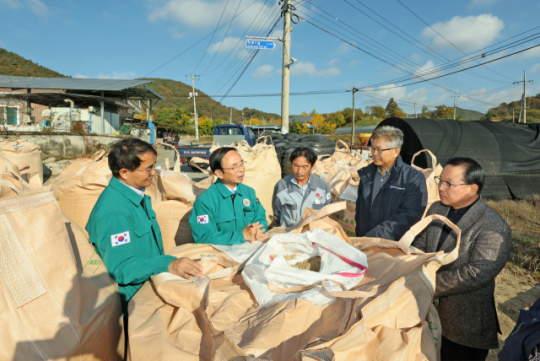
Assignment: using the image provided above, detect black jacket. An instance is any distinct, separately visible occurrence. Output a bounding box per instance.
[355,155,427,240]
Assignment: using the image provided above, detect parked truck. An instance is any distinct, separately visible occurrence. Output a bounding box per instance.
[175,124,259,167]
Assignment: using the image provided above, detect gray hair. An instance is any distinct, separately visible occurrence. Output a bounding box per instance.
[371,125,404,149]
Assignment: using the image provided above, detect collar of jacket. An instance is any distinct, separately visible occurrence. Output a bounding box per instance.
[215,178,244,198]
[109,177,147,207]
[360,154,404,182]
[434,196,487,252]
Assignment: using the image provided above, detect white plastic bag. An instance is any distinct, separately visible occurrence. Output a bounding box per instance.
[242,229,368,307]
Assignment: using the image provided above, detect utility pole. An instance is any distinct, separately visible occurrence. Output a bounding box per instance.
[452,95,462,120]
[242,112,244,125]
[349,86,358,144]
[186,67,200,141]
[230,108,233,124]
[514,71,533,123]
[281,0,292,135]
[414,102,417,118]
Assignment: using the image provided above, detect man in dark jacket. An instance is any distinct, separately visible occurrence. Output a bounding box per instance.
[355,125,427,240]
[412,157,512,361]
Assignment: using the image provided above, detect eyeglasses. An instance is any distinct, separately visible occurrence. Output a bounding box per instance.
[222,161,246,172]
[434,176,469,190]
[136,164,156,175]
[369,146,396,154]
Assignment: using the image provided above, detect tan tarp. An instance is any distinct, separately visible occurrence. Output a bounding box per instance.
[0,188,123,360]
[412,149,443,216]
[312,141,370,236]
[0,138,44,182]
[209,137,281,224]
[127,202,458,361]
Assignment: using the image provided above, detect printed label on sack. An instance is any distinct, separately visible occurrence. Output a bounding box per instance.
[111,232,131,247]
[197,215,209,224]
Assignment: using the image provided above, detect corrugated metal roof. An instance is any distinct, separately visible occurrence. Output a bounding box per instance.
[0,75,38,83]
[5,77,151,91]
[290,115,314,123]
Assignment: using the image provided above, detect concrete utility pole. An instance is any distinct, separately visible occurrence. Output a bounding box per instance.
[242,112,244,125]
[414,102,417,118]
[452,95,462,120]
[350,86,358,144]
[186,67,200,141]
[281,0,292,135]
[514,71,533,123]
[230,108,233,124]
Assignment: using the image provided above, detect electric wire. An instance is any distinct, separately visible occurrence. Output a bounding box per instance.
[194,0,231,72]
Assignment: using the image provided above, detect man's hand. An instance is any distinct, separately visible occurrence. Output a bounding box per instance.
[243,222,265,243]
[168,257,204,279]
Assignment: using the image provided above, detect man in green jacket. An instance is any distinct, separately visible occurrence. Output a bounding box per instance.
[86,138,203,313]
[190,147,267,245]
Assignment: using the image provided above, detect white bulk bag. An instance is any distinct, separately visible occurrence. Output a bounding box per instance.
[242,229,368,307]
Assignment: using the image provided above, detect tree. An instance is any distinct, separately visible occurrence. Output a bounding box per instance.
[154,107,194,134]
[330,111,346,127]
[290,120,309,134]
[371,105,386,119]
[301,111,309,116]
[456,115,466,121]
[435,105,453,119]
[385,98,406,118]
[421,106,430,119]
[309,109,318,116]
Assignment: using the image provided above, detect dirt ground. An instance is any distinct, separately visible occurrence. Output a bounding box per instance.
[487,267,540,360]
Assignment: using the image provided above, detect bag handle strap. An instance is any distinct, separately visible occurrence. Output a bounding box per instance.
[397,214,461,265]
[256,135,273,145]
[285,202,347,232]
[153,143,181,172]
[335,140,349,151]
[411,149,437,170]
[188,157,211,175]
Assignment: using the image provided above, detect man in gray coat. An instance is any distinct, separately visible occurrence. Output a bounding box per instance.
[412,157,512,361]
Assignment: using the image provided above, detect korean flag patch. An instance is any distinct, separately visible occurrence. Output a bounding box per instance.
[197,215,209,224]
[111,232,131,247]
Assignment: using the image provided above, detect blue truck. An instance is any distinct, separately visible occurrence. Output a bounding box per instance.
[174,124,259,166]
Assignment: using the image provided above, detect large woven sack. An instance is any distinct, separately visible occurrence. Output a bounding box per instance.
[0,138,44,182]
[210,136,281,224]
[52,156,112,232]
[412,149,443,216]
[0,153,42,197]
[312,141,371,237]
[0,188,123,360]
[150,143,214,253]
[127,203,454,360]
[59,150,107,176]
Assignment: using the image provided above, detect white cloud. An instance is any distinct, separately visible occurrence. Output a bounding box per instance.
[410,53,422,63]
[209,37,242,53]
[421,14,504,52]
[291,61,317,76]
[326,59,338,66]
[253,65,274,78]
[318,67,340,77]
[468,0,497,7]
[148,0,277,29]
[335,43,351,55]
[74,74,89,79]
[0,0,48,16]
[169,27,187,39]
[411,60,441,79]
[97,72,137,80]
[531,64,540,74]
[521,46,540,60]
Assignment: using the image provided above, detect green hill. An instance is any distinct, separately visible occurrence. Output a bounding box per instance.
[0,48,65,77]
[140,77,280,122]
[485,93,540,122]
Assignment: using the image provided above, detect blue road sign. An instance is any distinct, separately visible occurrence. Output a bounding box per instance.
[246,40,276,50]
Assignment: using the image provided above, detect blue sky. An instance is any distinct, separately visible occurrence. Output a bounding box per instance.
[1,0,540,117]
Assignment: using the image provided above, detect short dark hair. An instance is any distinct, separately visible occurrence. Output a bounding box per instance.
[108,138,157,178]
[290,147,317,166]
[209,147,237,173]
[446,157,485,195]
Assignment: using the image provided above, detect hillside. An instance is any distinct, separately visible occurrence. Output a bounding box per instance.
[140,78,280,122]
[421,106,485,120]
[0,48,65,78]
[486,93,540,122]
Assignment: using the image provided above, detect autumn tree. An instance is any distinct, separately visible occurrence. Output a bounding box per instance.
[421,105,431,119]
[385,98,406,118]
[290,120,309,134]
[371,105,386,119]
[330,111,346,127]
[435,105,453,119]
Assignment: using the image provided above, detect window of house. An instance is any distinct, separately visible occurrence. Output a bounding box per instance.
[0,106,18,125]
